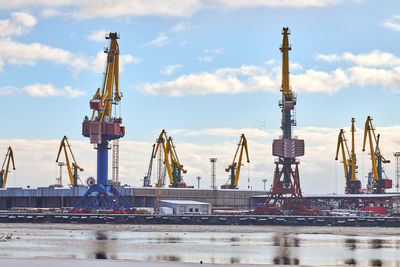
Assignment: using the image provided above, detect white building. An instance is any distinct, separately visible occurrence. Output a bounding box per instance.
[160,200,211,215]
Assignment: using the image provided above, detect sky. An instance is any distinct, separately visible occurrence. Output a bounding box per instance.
[1,0,400,193]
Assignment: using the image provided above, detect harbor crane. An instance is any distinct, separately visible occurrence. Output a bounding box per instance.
[335,118,361,194]
[153,130,189,188]
[75,32,132,211]
[253,27,317,215]
[0,147,15,189]
[143,144,155,187]
[56,136,83,187]
[362,116,391,193]
[221,134,249,189]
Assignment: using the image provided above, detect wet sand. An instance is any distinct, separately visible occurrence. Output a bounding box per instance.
[1,223,400,265]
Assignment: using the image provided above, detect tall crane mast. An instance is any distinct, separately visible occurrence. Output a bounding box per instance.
[335,118,361,194]
[56,136,83,187]
[221,134,250,189]
[75,32,132,211]
[362,116,391,193]
[0,147,15,189]
[254,27,316,216]
[153,130,188,188]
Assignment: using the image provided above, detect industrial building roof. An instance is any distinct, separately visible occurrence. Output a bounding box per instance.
[160,200,210,205]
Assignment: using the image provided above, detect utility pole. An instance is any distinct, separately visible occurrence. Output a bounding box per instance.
[262,179,267,191]
[394,152,400,193]
[196,176,201,189]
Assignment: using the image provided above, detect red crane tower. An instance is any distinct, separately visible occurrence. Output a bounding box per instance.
[253,28,318,215]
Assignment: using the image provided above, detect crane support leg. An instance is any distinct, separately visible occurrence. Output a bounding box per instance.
[73,139,133,211]
[97,141,109,185]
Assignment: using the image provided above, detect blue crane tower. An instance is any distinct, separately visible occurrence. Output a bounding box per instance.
[73,32,133,211]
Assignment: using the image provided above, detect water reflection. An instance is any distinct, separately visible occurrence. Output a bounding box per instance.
[3,225,400,265]
[272,233,299,265]
[345,238,357,250]
[94,231,109,259]
[371,239,383,249]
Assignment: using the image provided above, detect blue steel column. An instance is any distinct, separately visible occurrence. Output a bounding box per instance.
[97,140,109,186]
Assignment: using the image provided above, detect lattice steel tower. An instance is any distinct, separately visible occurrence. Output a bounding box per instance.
[210,158,217,190]
[394,152,400,193]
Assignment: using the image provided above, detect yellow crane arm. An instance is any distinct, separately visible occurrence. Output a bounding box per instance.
[280,27,295,103]
[233,134,250,187]
[362,116,389,181]
[91,33,121,122]
[167,137,187,174]
[56,136,83,186]
[0,147,15,189]
[153,130,174,185]
[335,129,349,179]
[56,136,74,186]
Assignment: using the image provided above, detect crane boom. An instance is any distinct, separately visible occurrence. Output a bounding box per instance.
[0,147,15,189]
[222,134,250,189]
[56,136,83,186]
[154,130,174,186]
[143,144,155,187]
[153,130,188,188]
[335,118,361,193]
[335,129,350,180]
[362,116,391,193]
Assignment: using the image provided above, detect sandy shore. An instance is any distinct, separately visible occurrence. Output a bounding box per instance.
[0,258,266,267]
[1,223,400,236]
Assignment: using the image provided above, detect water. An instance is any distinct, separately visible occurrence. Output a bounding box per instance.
[0,224,400,266]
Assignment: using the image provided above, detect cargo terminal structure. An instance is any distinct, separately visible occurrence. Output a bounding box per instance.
[1,28,400,216]
[0,186,266,210]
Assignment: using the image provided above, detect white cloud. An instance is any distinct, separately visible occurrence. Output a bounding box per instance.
[147,33,169,47]
[265,59,275,65]
[0,0,356,19]
[4,123,399,193]
[292,68,350,94]
[316,50,400,67]
[204,48,224,55]
[211,0,346,9]
[74,0,204,19]
[290,62,303,71]
[0,86,19,96]
[0,38,88,72]
[197,56,213,62]
[138,65,267,96]
[22,83,85,98]
[137,64,351,96]
[91,51,141,73]
[161,64,183,75]
[146,22,191,47]
[87,30,106,42]
[138,51,400,97]
[41,8,64,18]
[382,15,400,32]
[0,12,36,37]
[169,22,189,33]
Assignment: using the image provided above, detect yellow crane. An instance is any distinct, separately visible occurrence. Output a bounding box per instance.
[153,130,188,188]
[89,32,121,123]
[56,136,83,187]
[0,147,15,189]
[335,118,361,193]
[222,134,250,189]
[362,116,391,193]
